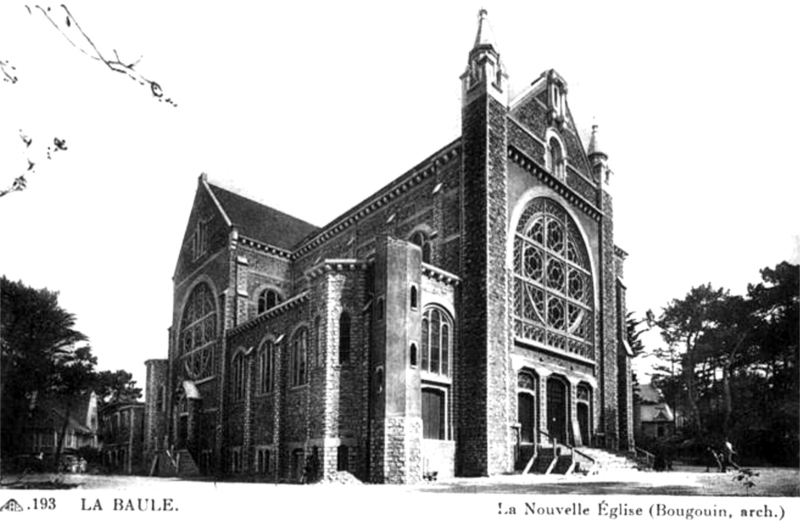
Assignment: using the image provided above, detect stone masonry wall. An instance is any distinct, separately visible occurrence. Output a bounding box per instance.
[600,189,619,448]
[458,92,510,476]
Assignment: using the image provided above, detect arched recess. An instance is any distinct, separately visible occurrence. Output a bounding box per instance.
[256,335,277,395]
[289,324,310,387]
[516,369,539,470]
[545,128,567,180]
[409,225,434,264]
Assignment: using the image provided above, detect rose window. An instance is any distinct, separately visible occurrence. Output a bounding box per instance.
[513,198,594,359]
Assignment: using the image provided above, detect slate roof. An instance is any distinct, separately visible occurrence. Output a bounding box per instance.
[207,183,318,250]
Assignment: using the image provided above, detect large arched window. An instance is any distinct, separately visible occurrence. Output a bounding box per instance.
[180,282,217,379]
[257,289,281,315]
[513,198,594,359]
[291,327,308,387]
[421,307,452,377]
[257,340,275,394]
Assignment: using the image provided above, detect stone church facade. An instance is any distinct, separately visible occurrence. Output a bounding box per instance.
[144,10,634,483]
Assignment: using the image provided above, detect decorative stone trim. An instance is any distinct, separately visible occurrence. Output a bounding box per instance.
[228,291,310,336]
[514,335,596,367]
[238,236,293,259]
[614,245,628,259]
[292,141,462,259]
[508,144,603,221]
[421,263,461,286]
[511,354,598,388]
[304,259,370,280]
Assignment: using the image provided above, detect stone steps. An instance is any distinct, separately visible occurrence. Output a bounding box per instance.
[574,447,642,474]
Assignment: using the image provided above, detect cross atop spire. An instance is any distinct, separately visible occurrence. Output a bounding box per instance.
[473,8,497,50]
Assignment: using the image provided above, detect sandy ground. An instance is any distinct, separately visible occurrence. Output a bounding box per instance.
[2,467,798,496]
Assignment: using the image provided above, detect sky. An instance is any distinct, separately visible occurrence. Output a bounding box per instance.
[1,0,798,391]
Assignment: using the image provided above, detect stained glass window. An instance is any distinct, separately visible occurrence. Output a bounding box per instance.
[180,283,217,379]
[513,198,594,359]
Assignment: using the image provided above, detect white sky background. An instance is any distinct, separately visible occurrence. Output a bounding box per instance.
[1,0,798,390]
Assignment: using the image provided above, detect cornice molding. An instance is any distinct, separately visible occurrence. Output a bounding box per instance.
[304,259,370,280]
[421,263,461,286]
[228,291,310,337]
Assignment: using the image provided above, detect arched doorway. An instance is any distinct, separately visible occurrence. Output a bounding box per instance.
[547,377,568,443]
[576,383,592,446]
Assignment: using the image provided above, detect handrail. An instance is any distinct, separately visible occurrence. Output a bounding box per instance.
[165,448,178,469]
[535,428,597,475]
[573,447,597,465]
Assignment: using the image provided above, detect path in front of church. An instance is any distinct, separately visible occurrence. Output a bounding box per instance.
[1,466,797,496]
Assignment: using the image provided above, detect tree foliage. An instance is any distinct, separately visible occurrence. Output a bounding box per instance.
[1,276,141,465]
[92,369,141,404]
[648,262,799,465]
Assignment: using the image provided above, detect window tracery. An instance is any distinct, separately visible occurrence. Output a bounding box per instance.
[180,282,217,379]
[513,198,594,359]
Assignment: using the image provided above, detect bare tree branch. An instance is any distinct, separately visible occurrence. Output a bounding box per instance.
[29,4,177,107]
[0,131,67,200]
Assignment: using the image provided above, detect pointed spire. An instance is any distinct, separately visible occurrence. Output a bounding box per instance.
[462,9,507,106]
[587,124,606,158]
[473,8,497,50]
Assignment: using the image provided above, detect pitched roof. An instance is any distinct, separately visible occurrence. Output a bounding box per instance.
[206,183,318,250]
[637,383,663,404]
[640,403,674,423]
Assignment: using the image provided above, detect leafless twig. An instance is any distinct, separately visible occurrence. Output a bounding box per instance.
[29,4,177,106]
[1,59,19,84]
[0,131,67,199]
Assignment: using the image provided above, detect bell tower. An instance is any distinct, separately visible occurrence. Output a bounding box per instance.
[458,9,512,476]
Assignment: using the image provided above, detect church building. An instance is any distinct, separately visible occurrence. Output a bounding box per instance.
[144,10,634,483]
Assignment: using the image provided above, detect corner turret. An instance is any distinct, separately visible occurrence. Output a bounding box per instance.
[461,9,508,107]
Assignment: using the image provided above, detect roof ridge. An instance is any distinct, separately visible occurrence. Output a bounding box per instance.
[206,180,318,230]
